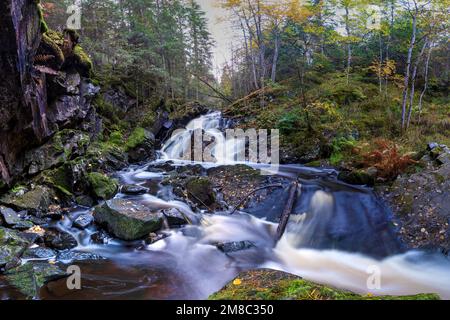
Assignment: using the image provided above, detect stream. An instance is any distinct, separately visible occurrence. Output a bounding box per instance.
[3,112,450,300]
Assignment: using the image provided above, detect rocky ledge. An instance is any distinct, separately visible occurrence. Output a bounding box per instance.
[377,143,450,254]
[209,269,440,300]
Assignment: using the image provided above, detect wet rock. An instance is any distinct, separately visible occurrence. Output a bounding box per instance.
[0,206,34,230]
[163,208,188,226]
[22,247,57,260]
[176,165,206,176]
[5,262,68,299]
[120,184,149,195]
[0,186,56,214]
[0,227,31,271]
[185,177,216,208]
[207,165,266,209]
[43,229,78,250]
[216,241,256,253]
[73,214,94,229]
[127,129,156,163]
[144,232,170,245]
[93,199,164,241]
[56,251,105,263]
[90,230,109,245]
[75,195,95,207]
[148,161,175,173]
[87,172,119,200]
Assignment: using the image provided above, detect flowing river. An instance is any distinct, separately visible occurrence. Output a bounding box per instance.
[3,112,450,300]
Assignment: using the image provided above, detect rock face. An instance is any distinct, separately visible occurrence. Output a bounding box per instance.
[94,199,163,241]
[0,0,99,186]
[378,145,450,253]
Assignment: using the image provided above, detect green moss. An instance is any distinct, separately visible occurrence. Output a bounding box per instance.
[110,131,124,146]
[41,32,65,67]
[87,172,118,200]
[140,111,157,129]
[36,1,48,33]
[209,270,440,301]
[125,127,146,151]
[38,166,73,197]
[73,45,93,77]
[5,262,67,299]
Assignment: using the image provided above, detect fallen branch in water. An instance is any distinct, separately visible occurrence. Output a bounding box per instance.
[276,182,299,241]
[229,184,284,215]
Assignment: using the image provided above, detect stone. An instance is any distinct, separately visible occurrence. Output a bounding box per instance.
[75,195,95,207]
[56,251,105,263]
[437,153,450,165]
[5,262,68,299]
[87,172,119,200]
[90,230,109,245]
[0,227,31,271]
[163,208,188,226]
[216,241,256,253]
[0,186,56,214]
[185,177,216,207]
[22,247,57,261]
[0,206,33,230]
[43,229,78,250]
[73,214,94,229]
[120,184,149,195]
[127,129,156,163]
[427,142,439,151]
[93,199,163,241]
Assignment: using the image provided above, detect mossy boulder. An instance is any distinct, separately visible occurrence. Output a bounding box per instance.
[338,170,375,186]
[87,172,119,200]
[93,199,164,241]
[185,177,216,207]
[5,262,68,299]
[209,269,440,300]
[0,185,56,213]
[125,128,156,163]
[0,227,31,271]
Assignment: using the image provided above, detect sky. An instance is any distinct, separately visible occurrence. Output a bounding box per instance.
[197,0,235,77]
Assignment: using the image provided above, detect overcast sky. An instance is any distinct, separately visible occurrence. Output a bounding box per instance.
[197,0,235,77]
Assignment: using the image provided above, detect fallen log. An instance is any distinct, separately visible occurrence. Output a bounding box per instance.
[276,182,299,241]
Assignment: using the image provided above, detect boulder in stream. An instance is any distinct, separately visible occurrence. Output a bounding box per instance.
[93,199,164,241]
[5,262,68,299]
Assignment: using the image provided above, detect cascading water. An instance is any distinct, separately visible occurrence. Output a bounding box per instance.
[8,111,450,300]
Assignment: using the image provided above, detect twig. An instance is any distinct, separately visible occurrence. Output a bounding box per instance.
[229,184,284,215]
[185,189,214,212]
[276,182,299,241]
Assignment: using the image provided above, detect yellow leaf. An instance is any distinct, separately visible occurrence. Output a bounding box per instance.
[233,278,242,286]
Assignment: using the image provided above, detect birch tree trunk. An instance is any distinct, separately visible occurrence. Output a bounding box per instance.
[401,13,417,132]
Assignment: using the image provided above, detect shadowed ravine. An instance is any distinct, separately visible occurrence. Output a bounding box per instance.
[7,112,450,300]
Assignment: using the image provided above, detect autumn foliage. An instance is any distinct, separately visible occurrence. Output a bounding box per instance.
[363,139,417,180]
